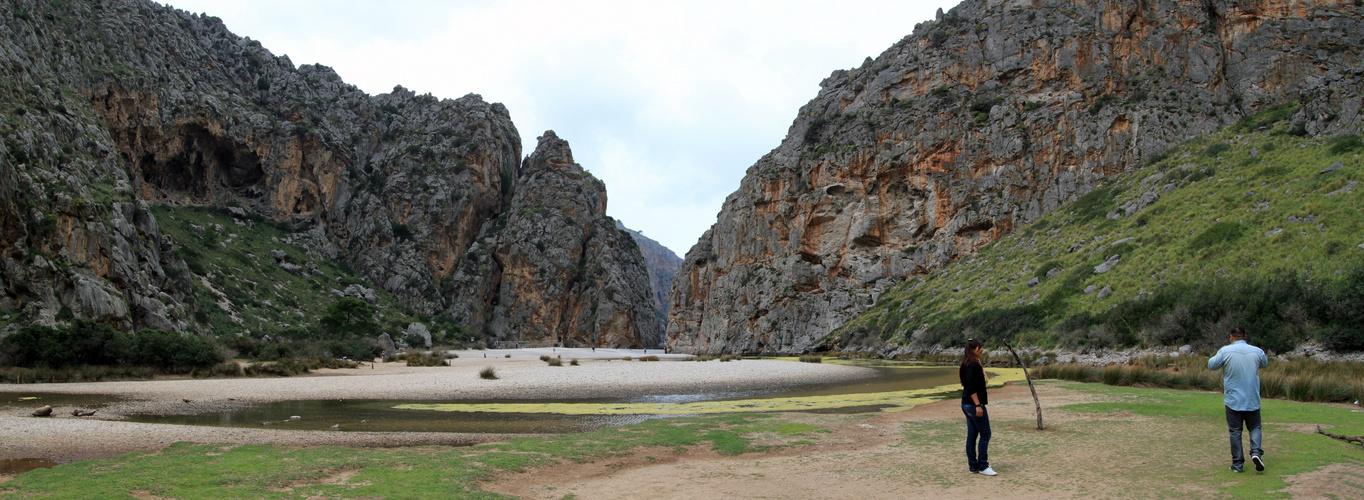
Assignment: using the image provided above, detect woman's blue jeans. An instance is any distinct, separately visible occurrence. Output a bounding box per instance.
[962,404,991,472]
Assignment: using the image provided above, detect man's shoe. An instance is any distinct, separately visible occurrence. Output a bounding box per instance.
[978,467,997,476]
[1252,455,1265,472]
[1230,465,1243,473]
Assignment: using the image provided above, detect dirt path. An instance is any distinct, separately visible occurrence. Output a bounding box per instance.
[482,384,1355,499]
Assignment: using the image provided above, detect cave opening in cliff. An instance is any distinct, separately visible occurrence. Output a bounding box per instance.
[135,124,264,200]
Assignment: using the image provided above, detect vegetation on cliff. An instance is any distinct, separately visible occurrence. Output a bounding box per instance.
[834,104,1363,353]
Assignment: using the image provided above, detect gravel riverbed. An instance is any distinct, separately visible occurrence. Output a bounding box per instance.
[0,350,875,463]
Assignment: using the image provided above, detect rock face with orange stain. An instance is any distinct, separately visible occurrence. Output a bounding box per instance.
[667,0,1364,354]
[0,0,660,348]
[446,132,663,348]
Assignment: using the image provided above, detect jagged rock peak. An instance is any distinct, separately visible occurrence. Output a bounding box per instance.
[446,132,661,348]
[530,130,574,167]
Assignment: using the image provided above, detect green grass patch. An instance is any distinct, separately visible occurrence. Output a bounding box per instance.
[0,412,816,497]
[150,205,420,343]
[1054,382,1364,499]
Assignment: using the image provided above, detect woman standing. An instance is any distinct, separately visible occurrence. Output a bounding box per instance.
[960,339,996,475]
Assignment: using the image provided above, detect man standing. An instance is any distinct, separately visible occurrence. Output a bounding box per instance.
[1208,326,1269,473]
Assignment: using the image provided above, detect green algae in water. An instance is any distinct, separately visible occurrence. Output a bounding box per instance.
[123,365,1025,433]
[396,367,1025,415]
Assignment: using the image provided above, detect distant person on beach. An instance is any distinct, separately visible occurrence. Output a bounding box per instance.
[1208,326,1269,473]
[960,338,996,476]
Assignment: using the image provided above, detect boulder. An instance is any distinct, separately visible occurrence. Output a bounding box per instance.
[404,323,432,348]
[1093,255,1121,274]
[343,284,378,303]
[377,333,397,353]
[31,405,53,417]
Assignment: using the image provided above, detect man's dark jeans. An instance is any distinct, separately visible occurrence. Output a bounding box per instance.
[1225,406,1263,468]
[961,404,991,472]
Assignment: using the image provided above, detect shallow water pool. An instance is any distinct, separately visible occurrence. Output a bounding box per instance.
[120,362,1006,434]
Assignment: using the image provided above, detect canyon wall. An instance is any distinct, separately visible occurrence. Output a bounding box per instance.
[667,0,1364,354]
[0,0,660,346]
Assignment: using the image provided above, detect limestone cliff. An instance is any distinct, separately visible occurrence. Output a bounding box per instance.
[0,0,660,347]
[617,221,683,332]
[668,0,1364,354]
[448,132,663,348]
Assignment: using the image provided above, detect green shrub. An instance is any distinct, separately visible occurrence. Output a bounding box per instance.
[1186,221,1244,252]
[1088,93,1117,115]
[131,330,223,372]
[1,321,137,369]
[1203,142,1231,157]
[929,30,949,48]
[1328,133,1361,155]
[318,298,379,338]
[322,338,379,361]
[1068,185,1117,223]
[546,357,563,366]
[1321,327,1364,352]
[799,354,823,363]
[1232,102,1298,133]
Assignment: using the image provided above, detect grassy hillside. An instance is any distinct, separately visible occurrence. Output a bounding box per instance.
[835,103,1364,354]
[153,205,429,347]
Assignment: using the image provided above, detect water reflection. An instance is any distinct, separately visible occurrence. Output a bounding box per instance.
[0,458,58,475]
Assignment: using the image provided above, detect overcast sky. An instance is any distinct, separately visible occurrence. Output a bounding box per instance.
[162,0,958,255]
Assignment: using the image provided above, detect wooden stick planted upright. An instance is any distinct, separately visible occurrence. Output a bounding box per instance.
[1001,338,1044,430]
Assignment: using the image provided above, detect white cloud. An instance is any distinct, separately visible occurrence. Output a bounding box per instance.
[164,0,957,253]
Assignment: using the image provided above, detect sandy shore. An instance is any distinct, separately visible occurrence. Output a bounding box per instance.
[0,349,874,463]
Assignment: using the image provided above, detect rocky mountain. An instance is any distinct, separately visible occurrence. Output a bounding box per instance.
[616,221,683,333]
[446,132,662,348]
[0,0,659,347]
[667,0,1364,354]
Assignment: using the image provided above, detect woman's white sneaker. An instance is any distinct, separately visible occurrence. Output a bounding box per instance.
[978,467,997,476]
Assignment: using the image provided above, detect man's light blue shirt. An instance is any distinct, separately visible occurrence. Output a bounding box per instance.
[1208,340,1269,411]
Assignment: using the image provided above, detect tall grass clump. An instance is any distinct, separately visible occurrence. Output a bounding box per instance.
[479,366,498,380]
[720,354,742,362]
[546,357,563,367]
[192,362,244,378]
[799,354,823,363]
[397,352,454,367]
[639,355,660,361]
[1033,356,1363,403]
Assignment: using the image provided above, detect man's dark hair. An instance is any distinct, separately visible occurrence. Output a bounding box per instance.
[1230,326,1247,340]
